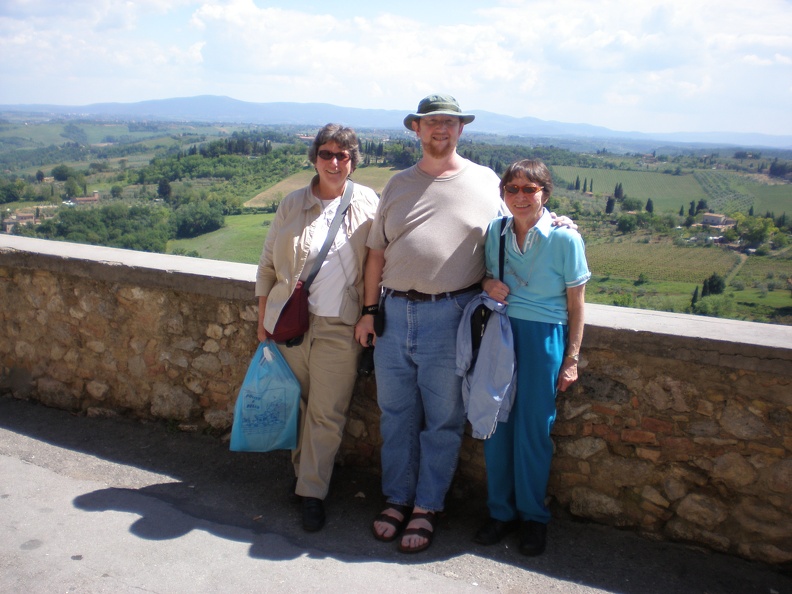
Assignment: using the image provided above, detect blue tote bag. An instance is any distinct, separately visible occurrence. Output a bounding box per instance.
[230,340,300,452]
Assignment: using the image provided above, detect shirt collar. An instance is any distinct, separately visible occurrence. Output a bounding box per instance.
[502,208,552,238]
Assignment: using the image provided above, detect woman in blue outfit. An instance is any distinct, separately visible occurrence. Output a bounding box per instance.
[476,159,590,556]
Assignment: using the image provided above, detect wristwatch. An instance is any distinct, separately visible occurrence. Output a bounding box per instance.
[565,353,579,362]
[361,304,379,316]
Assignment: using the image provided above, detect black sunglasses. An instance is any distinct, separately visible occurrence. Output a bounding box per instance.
[317,150,351,162]
[504,184,543,195]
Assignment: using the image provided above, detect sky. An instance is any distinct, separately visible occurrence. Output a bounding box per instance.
[1,0,791,136]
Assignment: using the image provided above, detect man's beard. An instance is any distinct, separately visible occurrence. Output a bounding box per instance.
[422,139,455,160]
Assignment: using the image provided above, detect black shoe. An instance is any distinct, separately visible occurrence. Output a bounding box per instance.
[302,497,326,532]
[519,520,547,556]
[473,518,518,545]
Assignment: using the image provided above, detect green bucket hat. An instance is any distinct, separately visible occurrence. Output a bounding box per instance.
[403,94,475,130]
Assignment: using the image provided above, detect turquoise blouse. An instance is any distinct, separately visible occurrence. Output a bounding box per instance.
[484,209,591,325]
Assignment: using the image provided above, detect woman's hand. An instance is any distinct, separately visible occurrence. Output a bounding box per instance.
[355,316,376,347]
[548,212,578,231]
[482,277,510,303]
[557,357,578,392]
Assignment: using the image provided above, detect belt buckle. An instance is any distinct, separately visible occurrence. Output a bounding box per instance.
[406,289,424,301]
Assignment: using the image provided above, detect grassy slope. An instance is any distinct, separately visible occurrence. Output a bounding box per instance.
[244,165,399,207]
[167,212,275,264]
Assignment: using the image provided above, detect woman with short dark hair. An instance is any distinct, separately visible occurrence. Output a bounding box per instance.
[255,123,378,532]
[476,158,590,555]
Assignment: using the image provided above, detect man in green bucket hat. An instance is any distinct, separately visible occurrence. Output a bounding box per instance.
[357,93,576,555]
[357,93,502,553]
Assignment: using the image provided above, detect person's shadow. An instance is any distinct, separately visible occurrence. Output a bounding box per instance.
[73,483,307,561]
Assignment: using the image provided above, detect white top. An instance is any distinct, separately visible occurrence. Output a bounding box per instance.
[301,197,355,317]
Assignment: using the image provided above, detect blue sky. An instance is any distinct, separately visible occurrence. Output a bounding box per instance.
[1,0,791,136]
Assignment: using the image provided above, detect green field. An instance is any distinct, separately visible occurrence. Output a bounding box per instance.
[586,239,742,283]
[167,213,274,264]
[552,166,709,212]
[734,179,792,214]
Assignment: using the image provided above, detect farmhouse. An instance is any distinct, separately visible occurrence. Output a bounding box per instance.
[2,211,36,234]
[701,213,735,228]
[73,190,100,204]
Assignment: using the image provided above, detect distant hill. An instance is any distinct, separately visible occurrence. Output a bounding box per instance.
[2,95,791,151]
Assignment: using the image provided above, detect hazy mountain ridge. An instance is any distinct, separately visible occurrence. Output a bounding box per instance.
[2,95,791,150]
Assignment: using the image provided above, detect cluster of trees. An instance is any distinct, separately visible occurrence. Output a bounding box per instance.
[51,164,88,198]
[0,177,48,204]
[570,175,593,192]
[768,159,790,179]
[690,273,728,315]
[14,202,173,252]
[180,136,274,159]
[0,162,92,204]
[137,140,305,185]
[604,182,658,217]
[13,198,225,250]
[361,140,385,165]
[61,124,89,145]
[683,200,710,217]
[729,213,784,249]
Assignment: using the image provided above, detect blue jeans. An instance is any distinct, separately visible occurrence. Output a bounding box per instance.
[374,290,476,512]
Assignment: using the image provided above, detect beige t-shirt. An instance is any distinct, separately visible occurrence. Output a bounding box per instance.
[366,160,503,294]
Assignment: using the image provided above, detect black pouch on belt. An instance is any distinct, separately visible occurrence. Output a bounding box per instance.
[373,300,385,337]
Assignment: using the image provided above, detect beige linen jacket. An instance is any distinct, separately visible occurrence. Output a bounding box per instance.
[255,176,379,333]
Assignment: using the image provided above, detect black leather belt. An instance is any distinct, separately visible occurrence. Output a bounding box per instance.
[386,284,479,302]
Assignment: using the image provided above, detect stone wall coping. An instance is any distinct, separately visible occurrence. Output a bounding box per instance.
[586,303,792,350]
[0,235,257,301]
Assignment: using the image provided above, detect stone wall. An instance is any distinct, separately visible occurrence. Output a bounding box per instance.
[2,235,791,565]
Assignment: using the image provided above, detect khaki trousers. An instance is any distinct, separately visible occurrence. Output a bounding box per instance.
[276,314,362,499]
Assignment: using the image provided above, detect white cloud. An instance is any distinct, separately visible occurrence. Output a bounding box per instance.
[0,0,790,134]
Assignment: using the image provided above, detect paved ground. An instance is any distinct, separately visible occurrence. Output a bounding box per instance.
[1,395,790,594]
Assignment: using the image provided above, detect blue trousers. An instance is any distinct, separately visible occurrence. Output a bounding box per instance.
[483,318,566,524]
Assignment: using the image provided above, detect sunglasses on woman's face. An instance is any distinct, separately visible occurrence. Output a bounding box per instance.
[317,150,351,162]
[504,184,543,195]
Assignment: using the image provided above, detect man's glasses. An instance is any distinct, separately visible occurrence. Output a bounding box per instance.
[504,184,543,195]
[421,117,460,129]
[317,150,351,162]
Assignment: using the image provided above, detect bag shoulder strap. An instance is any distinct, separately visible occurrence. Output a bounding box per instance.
[498,216,508,282]
[303,180,355,290]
